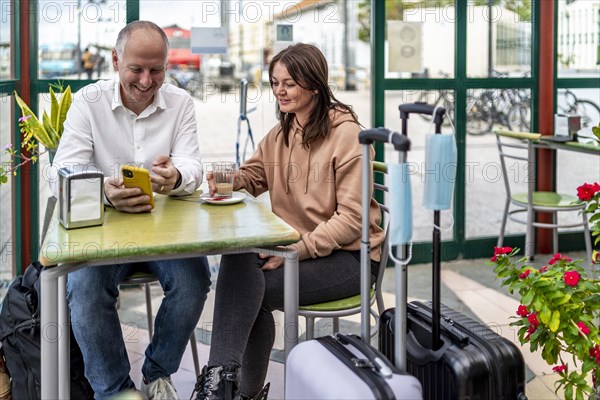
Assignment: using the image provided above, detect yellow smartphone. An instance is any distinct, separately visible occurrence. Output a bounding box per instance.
[121,165,155,209]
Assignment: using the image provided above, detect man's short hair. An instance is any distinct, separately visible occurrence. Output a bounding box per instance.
[114,20,169,60]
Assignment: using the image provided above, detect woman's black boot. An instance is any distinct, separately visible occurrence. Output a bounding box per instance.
[237,382,270,400]
[190,365,240,400]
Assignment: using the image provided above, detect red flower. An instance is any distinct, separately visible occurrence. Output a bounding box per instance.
[527,312,539,326]
[577,321,590,335]
[516,304,529,317]
[590,345,600,360]
[539,266,548,273]
[563,270,580,287]
[524,324,536,341]
[519,269,531,279]
[549,253,572,265]
[490,246,512,261]
[552,365,567,373]
[576,182,600,201]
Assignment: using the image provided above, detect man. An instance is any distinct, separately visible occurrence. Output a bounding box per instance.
[51,21,211,399]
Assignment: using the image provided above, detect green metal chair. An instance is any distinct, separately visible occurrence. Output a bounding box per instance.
[494,130,592,262]
[298,161,390,340]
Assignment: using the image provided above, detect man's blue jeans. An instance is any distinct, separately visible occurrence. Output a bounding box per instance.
[66,256,211,399]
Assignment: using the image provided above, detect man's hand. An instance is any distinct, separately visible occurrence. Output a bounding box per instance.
[152,155,181,194]
[104,177,153,213]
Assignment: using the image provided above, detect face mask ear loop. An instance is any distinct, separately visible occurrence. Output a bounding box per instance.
[389,242,413,266]
[430,104,457,136]
[433,212,454,232]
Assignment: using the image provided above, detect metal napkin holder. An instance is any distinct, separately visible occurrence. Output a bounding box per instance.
[58,165,104,229]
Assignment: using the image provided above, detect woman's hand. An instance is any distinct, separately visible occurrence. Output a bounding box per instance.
[258,254,285,271]
[206,170,240,197]
[206,172,216,197]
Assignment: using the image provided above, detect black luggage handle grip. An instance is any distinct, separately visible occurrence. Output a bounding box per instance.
[399,102,446,119]
[358,128,410,152]
[399,102,446,133]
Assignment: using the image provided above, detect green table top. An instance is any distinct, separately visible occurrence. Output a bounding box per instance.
[40,191,300,266]
[537,138,600,155]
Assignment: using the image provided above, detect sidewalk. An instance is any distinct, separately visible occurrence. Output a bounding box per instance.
[118,251,592,399]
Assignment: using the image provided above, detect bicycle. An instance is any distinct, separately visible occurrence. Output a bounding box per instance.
[466,87,531,135]
[557,89,600,135]
[416,72,455,126]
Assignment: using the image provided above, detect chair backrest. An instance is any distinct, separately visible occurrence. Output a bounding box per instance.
[372,161,390,312]
[494,130,542,202]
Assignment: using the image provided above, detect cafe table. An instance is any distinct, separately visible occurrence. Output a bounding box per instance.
[537,136,600,155]
[38,191,300,399]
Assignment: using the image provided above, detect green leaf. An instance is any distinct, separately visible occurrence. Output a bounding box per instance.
[49,86,59,131]
[549,310,560,332]
[522,289,535,305]
[42,112,59,148]
[553,293,572,306]
[56,86,72,137]
[14,90,54,148]
[539,304,551,324]
[564,384,573,400]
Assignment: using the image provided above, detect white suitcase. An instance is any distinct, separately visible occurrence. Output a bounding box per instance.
[286,334,422,399]
[285,128,423,399]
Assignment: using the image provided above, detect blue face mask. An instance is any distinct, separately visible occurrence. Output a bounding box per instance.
[423,132,457,211]
[389,163,413,246]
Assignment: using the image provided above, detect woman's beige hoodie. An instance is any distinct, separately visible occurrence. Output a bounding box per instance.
[236,109,385,261]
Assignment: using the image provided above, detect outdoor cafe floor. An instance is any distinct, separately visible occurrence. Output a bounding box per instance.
[117,251,593,399]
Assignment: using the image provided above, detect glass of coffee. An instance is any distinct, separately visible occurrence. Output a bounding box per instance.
[212,161,236,198]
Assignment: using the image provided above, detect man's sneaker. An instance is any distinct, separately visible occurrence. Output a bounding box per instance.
[140,376,178,400]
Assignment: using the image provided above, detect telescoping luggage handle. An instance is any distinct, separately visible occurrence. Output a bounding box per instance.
[399,102,445,134]
[357,128,411,364]
[399,102,447,351]
[358,128,411,152]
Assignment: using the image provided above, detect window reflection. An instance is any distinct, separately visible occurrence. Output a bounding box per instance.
[384,2,455,79]
[465,88,532,239]
[0,0,12,80]
[466,0,532,78]
[467,88,531,136]
[0,94,14,281]
[557,88,600,139]
[557,0,600,78]
[37,0,125,79]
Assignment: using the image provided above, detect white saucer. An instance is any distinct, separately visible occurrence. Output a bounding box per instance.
[200,191,246,205]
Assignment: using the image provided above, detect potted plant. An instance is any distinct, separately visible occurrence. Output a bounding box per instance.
[1,82,72,184]
[490,180,600,400]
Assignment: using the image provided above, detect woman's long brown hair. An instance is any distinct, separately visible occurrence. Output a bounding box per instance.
[268,43,359,148]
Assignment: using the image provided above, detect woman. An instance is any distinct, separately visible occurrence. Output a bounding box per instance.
[192,43,384,399]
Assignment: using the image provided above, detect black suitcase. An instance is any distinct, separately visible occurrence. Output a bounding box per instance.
[380,302,528,399]
[378,102,528,400]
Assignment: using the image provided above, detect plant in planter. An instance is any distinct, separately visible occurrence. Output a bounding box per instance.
[590,122,600,145]
[1,82,72,184]
[491,177,600,400]
[491,247,600,399]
